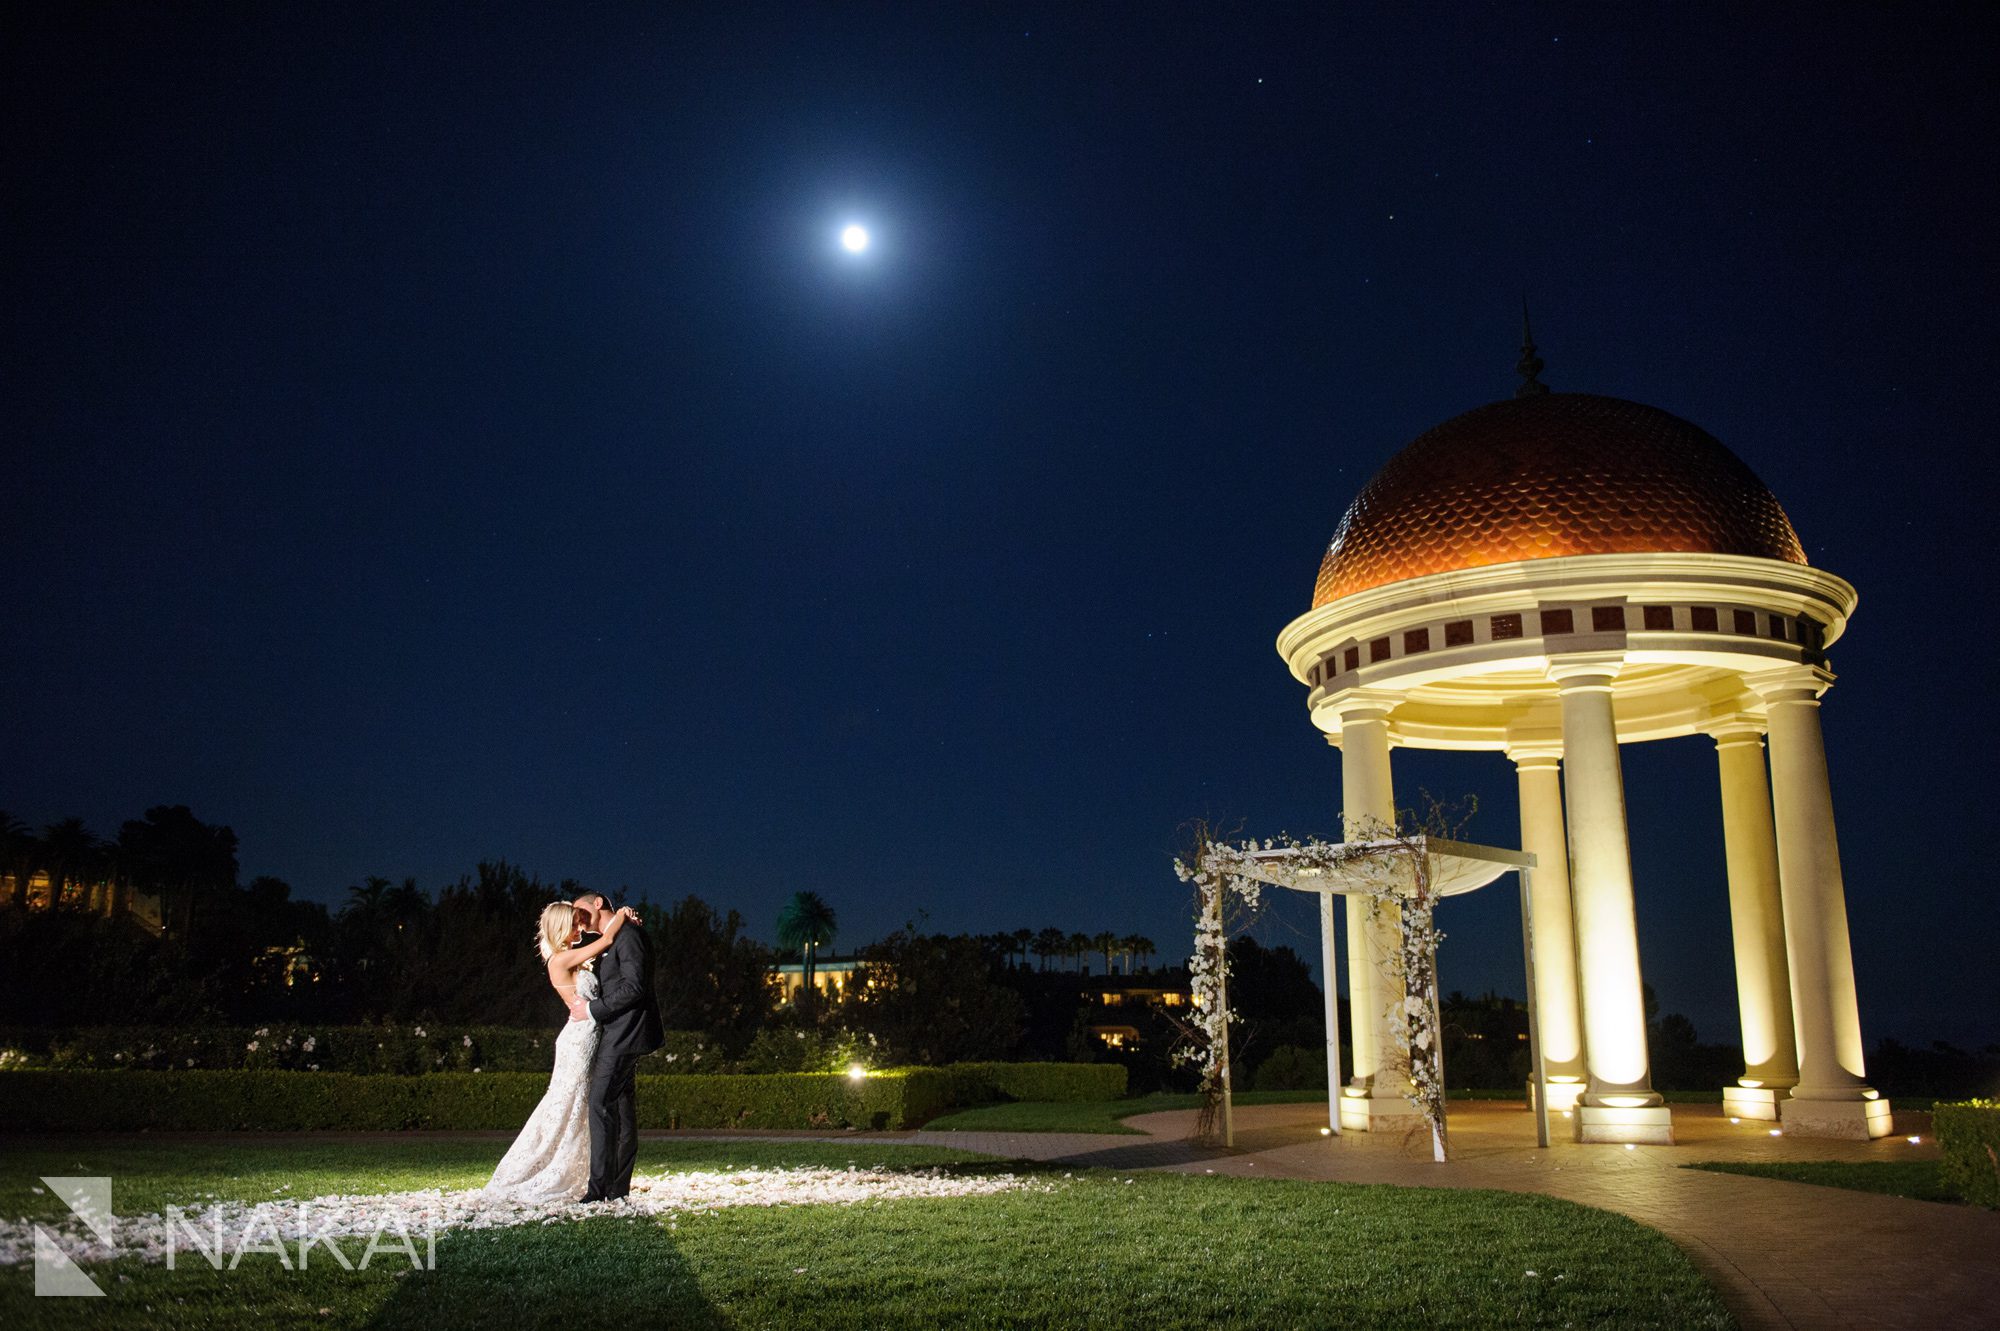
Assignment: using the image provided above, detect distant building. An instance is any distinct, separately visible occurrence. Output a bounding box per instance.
[769,954,866,1003]
[1085,975,1193,1050]
[1,872,163,932]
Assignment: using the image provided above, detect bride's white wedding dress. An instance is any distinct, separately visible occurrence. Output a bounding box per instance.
[482,969,599,1203]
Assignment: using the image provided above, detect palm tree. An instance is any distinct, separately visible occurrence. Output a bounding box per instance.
[345,876,392,924]
[0,812,31,910]
[1127,934,1156,974]
[39,817,100,910]
[1067,931,1092,974]
[775,891,839,1012]
[1092,930,1118,976]
[384,877,428,920]
[1033,927,1064,972]
[1011,927,1034,971]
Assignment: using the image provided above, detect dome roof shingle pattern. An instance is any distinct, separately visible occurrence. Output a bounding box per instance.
[1312,393,1806,607]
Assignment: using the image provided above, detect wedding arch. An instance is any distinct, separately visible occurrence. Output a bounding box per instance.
[1177,826,1548,1161]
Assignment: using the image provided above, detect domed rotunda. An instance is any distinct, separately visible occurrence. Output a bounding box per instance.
[1278,334,1889,1143]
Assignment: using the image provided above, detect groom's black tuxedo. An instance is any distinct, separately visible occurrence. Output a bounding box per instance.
[582,923,665,1201]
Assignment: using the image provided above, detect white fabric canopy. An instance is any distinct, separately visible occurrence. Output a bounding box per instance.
[1233,835,1532,899]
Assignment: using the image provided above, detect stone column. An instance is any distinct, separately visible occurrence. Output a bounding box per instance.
[1709,722,1799,1120]
[1508,745,1586,1111]
[1751,668,1891,1139]
[1328,734,1378,1093]
[1551,660,1672,1144]
[1335,702,1418,1130]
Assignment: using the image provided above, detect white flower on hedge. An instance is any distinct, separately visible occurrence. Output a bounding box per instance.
[185,1058,194,1067]
[302,1037,315,1053]
[308,1064,319,1071]
[255,1028,269,1037]
[414,1027,426,1038]
[462,1036,472,1048]
[246,1041,259,1052]
[664,1054,677,1063]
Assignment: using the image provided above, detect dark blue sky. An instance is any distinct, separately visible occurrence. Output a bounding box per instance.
[6,5,1994,1047]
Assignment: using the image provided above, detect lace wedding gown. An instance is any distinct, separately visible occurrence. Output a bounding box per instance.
[482,970,599,1202]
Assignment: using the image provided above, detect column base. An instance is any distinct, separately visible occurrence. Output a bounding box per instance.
[1529,1079,1587,1113]
[1722,1085,1786,1121]
[1780,1094,1893,1140]
[1338,1088,1424,1132]
[1574,1103,1675,1145]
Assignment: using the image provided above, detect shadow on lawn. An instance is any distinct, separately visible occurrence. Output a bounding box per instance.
[363,1215,731,1331]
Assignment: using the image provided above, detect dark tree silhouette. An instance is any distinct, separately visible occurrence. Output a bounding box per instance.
[118,805,238,936]
[1033,927,1064,971]
[775,891,838,1014]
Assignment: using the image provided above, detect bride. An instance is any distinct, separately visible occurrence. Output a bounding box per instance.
[481,899,637,1202]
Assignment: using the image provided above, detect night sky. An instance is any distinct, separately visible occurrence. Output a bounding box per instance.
[6,6,1995,1048]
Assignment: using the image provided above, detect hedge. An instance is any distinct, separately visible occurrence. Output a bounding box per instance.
[0,1030,1124,1102]
[0,1025,715,1075]
[1934,1099,2000,1208]
[945,1061,1126,1103]
[0,1069,974,1133]
[0,1063,1119,1133]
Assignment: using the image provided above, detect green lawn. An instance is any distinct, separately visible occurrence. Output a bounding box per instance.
[0,1135,1730,1330]
[923,1089,1326,1133]
[921,1088,1761,1135]
[1683,1159,1959,1204]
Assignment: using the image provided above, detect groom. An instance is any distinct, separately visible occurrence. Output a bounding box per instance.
[568,891,665,1202]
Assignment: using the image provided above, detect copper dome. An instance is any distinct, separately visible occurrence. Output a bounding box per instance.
[1311,393,1806,607]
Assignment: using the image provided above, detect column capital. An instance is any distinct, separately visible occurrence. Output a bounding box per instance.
[1701,706,1767,749]
[1332,691,1399,727]
[1545,652,1626,689]
[1506,741,1564,767]
[1748,664,1835,707]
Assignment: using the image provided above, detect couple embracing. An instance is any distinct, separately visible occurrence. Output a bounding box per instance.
[482,892,665,1204]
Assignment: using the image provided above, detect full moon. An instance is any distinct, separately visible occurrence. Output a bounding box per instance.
[840,224,869,253]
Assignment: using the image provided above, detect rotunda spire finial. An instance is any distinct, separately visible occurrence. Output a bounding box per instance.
[1514,297,1549,398]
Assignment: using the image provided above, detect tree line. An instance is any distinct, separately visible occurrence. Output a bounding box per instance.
[0,805,1182,1072]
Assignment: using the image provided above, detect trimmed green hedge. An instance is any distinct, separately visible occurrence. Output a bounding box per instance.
[946,1061,1126,1103]
[0,1062,1120,1133]
[0,1069,961,1133]
[0,1033,1125,1106]
[1935,1099,2000,1208]
[0,1025,715,1075]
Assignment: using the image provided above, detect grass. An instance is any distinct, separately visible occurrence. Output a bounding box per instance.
[1683,1159,1959,1204]
[0,1135,1732,1330]
[923,1089,1325,1133]
[922,1088,1756,1134]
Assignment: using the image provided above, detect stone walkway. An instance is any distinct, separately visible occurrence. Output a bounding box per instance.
[901,1100,1998,1331]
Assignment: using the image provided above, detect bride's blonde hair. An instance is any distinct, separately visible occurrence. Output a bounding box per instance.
[535,901,577,962]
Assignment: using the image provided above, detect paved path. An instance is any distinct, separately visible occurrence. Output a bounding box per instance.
[907,1101,1997,1331]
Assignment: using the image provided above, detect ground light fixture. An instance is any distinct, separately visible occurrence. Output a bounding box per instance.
[847,1063,867,1081]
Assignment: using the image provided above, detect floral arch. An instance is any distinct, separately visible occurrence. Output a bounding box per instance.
[1176,825,1548,1162]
